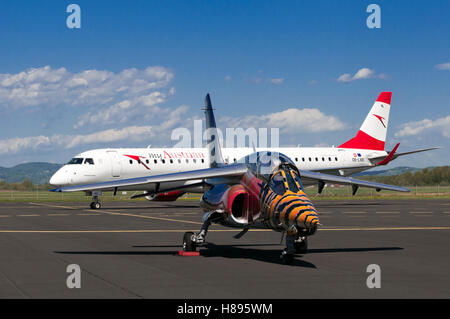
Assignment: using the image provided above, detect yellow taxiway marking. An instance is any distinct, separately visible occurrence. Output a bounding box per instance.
[17,214,40,217]
[409,211,433,214]
[77,213,102,216]
[47,214,70,216]
[342,212,367,214]
[375,211,400,214]
[29,202,79,210]
[88,209,203,225]
[319,227,450,231]
[0,227,449,234]
[0,215,11,218]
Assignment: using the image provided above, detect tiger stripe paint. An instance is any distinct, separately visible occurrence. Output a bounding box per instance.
[259,169,319,232]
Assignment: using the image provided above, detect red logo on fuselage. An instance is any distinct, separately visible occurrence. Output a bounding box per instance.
[123,154,150,170]
[373,114,386,128]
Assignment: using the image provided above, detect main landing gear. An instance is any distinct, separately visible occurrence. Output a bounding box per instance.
[182,211,222,252]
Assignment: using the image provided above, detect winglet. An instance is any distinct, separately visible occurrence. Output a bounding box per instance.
[376,143,400,166]
[204,94,225,168]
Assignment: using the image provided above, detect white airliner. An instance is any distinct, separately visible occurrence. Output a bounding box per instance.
[50,92,437,208]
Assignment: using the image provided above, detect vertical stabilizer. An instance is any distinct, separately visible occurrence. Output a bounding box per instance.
[339,92,392,151]
[204,94,224,167]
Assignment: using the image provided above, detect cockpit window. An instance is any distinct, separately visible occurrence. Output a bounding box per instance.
[284,169,299,193]
[269,172,286,195]
[84,158,94,165]
[67,158,83,164]
[292,171,304,191]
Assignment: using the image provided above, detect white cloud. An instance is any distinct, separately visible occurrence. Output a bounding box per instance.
[268,78,284,85]
[74,91,168,128]
[0,125,159,155]
[0,65,173,108]
[435,63,450,70]
[395,116,450,138]
[337,67,386,83]
[224,75,231,81]
[221,108,347,134]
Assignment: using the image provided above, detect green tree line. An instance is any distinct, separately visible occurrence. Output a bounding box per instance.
[361,166,450,186]
[0,179,52,191]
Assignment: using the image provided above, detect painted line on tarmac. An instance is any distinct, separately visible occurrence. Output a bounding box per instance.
[29,202,80,210]
[375,211,400,214]
[342,212,367,214]
[409,211,433,214]
[1,227,449,233]
[17,214,40,217]
[88,209,203,225]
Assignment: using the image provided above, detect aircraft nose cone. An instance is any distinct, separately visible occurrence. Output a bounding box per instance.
[49,171,66,186]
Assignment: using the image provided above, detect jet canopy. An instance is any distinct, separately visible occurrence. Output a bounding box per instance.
[241,151,297,182]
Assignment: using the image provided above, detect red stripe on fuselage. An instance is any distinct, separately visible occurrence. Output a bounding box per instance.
[123,154,150,170]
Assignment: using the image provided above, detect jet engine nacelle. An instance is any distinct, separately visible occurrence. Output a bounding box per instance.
[201,184,260,227]
[144,190,185,202]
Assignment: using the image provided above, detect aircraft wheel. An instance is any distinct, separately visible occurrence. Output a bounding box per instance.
[90,202,101,209]
[294,237,308,254]
[281,250,294,265]
[183,232,196,252]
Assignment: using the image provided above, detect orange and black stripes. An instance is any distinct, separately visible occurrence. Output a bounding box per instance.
[259,169,319,231]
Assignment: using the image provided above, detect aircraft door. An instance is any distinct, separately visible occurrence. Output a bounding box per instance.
[107,151,122,177]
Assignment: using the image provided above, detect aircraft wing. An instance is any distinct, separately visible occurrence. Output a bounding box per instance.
[50,163,248,193]
[299,169,410,192]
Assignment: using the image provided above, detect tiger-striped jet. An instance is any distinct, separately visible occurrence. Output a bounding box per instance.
[52,94,411,264]
[50,91,437,210]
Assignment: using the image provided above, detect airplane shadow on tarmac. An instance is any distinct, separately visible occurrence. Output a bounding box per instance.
[56,245,403,268]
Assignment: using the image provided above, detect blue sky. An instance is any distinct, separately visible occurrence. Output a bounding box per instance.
[0,0,448,167]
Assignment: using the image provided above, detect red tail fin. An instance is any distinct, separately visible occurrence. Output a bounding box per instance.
[339,92,392,151]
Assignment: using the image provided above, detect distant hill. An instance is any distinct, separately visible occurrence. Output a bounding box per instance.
[0,162,62,185]
[354,166,424,177]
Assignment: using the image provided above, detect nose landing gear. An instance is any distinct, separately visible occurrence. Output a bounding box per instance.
[280,227,309,264]
[89,192,102,209]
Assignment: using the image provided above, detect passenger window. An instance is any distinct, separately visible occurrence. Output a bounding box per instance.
[162,159,166,164]
[170,159,173,164]
[335,157,338,161]
[193,159,197,163]
[201,159,205,163]
[178,159,181,164]
[186,159,189,163]
[295,158,298,162]
[322,157,325,161]
[129,160,133,164]
[302,158,305,161]
[154,159,157,164]
[146,159,149,164]
[308,157,311,161]
[329,157,331,161]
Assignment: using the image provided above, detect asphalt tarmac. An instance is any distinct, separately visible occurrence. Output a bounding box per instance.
[0,199,449,298]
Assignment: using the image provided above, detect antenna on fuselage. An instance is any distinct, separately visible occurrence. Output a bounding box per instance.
[203,93,225,168]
